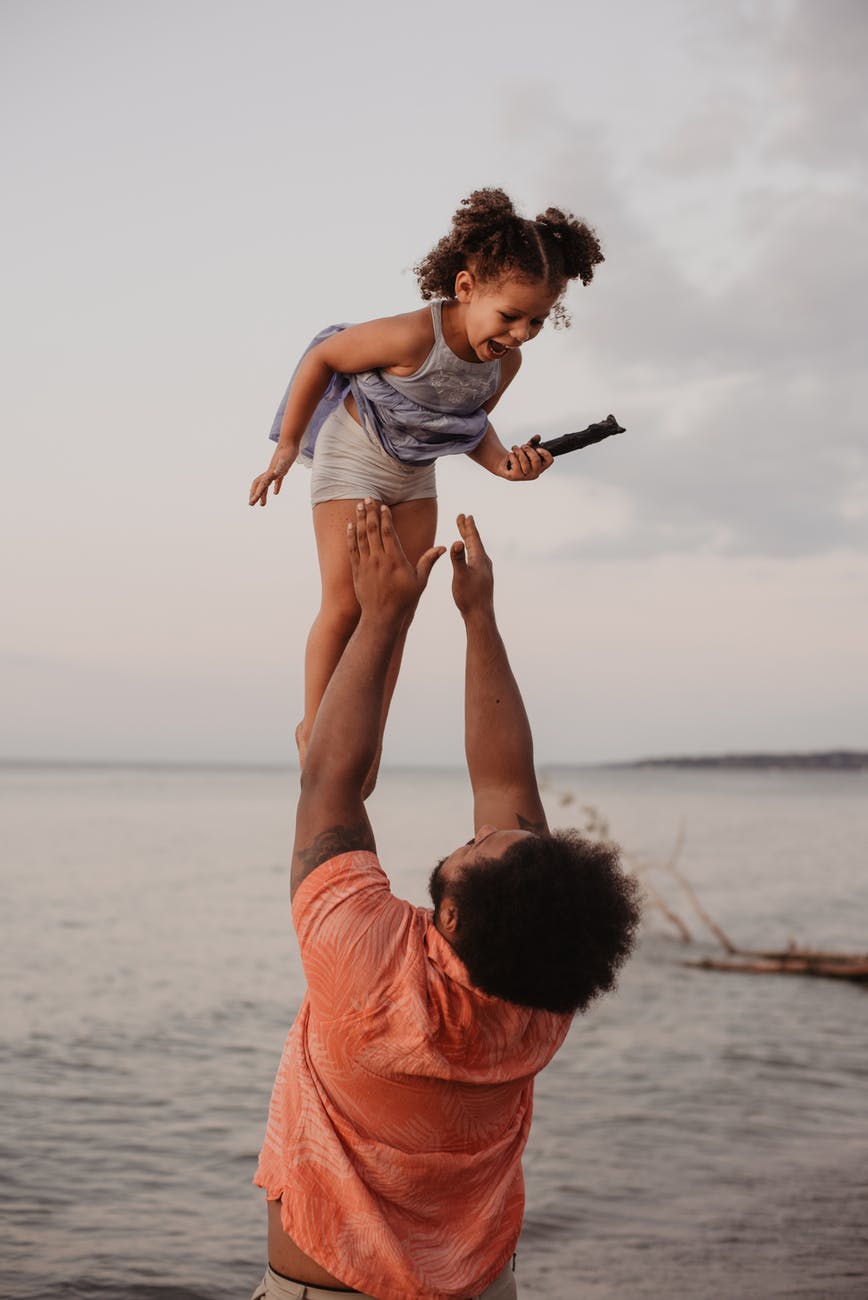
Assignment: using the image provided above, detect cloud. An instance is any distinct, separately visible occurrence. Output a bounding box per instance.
[670,0,868,173]
[499,7,868,562]
[761,0,868,170]
[652,96,753,176]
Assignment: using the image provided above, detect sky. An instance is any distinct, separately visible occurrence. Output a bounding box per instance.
[2,0,867,766]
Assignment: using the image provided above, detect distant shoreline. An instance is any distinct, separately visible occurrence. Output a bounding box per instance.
[622,750,868,772]
[2,751,867,774]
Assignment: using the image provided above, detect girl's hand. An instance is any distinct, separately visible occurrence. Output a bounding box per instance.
[249,445,299,506]
[500,437,553,481]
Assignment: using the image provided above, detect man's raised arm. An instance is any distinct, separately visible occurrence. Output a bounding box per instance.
[449,514,548,835]
[291,501,444,899]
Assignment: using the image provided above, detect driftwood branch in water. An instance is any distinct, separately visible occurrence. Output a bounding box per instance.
[537,783,866,985]
[684,954,868,982]
[624,823,729,949]
[666,856,738,954]
[637,873,694,944]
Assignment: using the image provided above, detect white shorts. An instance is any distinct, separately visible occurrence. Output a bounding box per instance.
[310,402,437,507]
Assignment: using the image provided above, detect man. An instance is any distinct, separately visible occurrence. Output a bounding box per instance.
[253,502,640,1300]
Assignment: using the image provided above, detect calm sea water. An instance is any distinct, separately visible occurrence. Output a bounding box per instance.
[2,762,867,1300]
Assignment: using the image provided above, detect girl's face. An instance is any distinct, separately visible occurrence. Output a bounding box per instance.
[454,271,562,363]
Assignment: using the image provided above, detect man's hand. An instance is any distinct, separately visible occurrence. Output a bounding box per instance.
[348,499,445,625]
[249,444,299,507]
[450,513,495,621]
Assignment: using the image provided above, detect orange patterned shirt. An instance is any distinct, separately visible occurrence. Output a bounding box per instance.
[254,851,573,1300]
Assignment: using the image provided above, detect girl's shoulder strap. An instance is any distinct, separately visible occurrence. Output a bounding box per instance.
[430,298,444,343]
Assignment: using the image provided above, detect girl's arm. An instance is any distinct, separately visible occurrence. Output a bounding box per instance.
[249,311,433,506]
[467,351,554,482]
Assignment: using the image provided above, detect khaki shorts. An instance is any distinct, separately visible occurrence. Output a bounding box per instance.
[250,1258,517,1299]
[310,402,437,507]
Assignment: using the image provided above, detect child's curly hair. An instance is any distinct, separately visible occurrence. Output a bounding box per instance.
[414,187,604,326]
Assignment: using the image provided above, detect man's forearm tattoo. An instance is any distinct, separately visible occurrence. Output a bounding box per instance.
[295,821,375,875]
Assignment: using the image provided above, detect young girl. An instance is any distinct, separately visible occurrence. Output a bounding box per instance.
[249,187,604,784]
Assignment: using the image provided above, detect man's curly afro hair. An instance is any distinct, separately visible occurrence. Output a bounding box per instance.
[431,829,641,1014]
[414,187,604,326]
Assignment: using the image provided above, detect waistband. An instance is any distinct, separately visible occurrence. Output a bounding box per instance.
[262,1265,366,1298]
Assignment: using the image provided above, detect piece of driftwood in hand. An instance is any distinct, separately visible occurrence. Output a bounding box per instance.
[540,413,625,457]
[505,414,625,470]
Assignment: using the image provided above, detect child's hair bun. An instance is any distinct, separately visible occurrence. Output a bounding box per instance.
[452,188,519,237]
[535,207,603,287]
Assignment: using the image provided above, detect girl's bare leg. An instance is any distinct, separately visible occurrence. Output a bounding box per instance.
[298,496,437,792]
[367,496,438,795]
[299,500,367,767]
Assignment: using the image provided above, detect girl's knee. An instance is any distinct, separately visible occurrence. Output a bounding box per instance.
[318,595,360,635]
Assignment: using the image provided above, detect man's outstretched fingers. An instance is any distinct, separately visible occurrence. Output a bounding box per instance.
[364,498,384,552]
[355,501,371,557]
[457,513,481,557]
[347,519,360,571]
[378,503,398,552]
[416,545,446,587]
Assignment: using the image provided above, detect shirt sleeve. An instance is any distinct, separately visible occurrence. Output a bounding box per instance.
[291,851,419,1022]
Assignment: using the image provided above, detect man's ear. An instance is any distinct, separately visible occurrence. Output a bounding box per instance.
[438,894,460,938]
[454,269,475,302]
